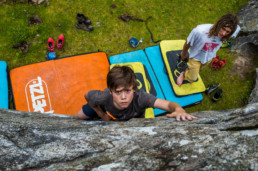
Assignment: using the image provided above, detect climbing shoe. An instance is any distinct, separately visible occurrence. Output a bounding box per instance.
[205,83,220,95]
[76,13,94,32]
[218,59,226,69]
[76,22,94,32]
[47,37,55,52]
[76,13,92,25]
[57,34,64,50]
[211,56,226,70]
[211,89,223,102]
[211,56,220,70]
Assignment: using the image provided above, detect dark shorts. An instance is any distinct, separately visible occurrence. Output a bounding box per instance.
[82,104,105,118]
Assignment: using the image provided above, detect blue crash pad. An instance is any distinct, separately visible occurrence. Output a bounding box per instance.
[0,61,8,109]
[144,45,203,107]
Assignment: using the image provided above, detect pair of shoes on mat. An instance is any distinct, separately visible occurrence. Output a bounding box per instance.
[211,56,226,70]
[76,13,94,32]
[47,34,65,52]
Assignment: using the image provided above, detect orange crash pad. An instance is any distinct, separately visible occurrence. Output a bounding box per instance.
[10,52,109,115]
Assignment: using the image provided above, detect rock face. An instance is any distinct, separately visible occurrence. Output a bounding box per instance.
[237,0,258,33]
[249,68,258,104]
[0,71,257,171]
[230,0,258,79]
[0,103,258,170]
[230,34,258,52]
[230,38,258,79]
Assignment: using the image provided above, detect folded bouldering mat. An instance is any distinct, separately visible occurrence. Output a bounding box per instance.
[109,50,165,116]
[144,45,203,107]
[10,52,109,115]
[160,40,206,96]
[110,62,155,118]
[0,61,9,109]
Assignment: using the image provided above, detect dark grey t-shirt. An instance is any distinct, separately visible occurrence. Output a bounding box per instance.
[88,88,157,121]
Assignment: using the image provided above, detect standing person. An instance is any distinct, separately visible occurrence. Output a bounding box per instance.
[77,66,198,122]
[177,13,239,86]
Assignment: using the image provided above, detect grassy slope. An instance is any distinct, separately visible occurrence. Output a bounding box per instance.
[0,0,253,112]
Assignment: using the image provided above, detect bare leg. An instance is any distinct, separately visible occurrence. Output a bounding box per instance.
[176,72,185,87]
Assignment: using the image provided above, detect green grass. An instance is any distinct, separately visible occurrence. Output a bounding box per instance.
[0,0,254,112]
